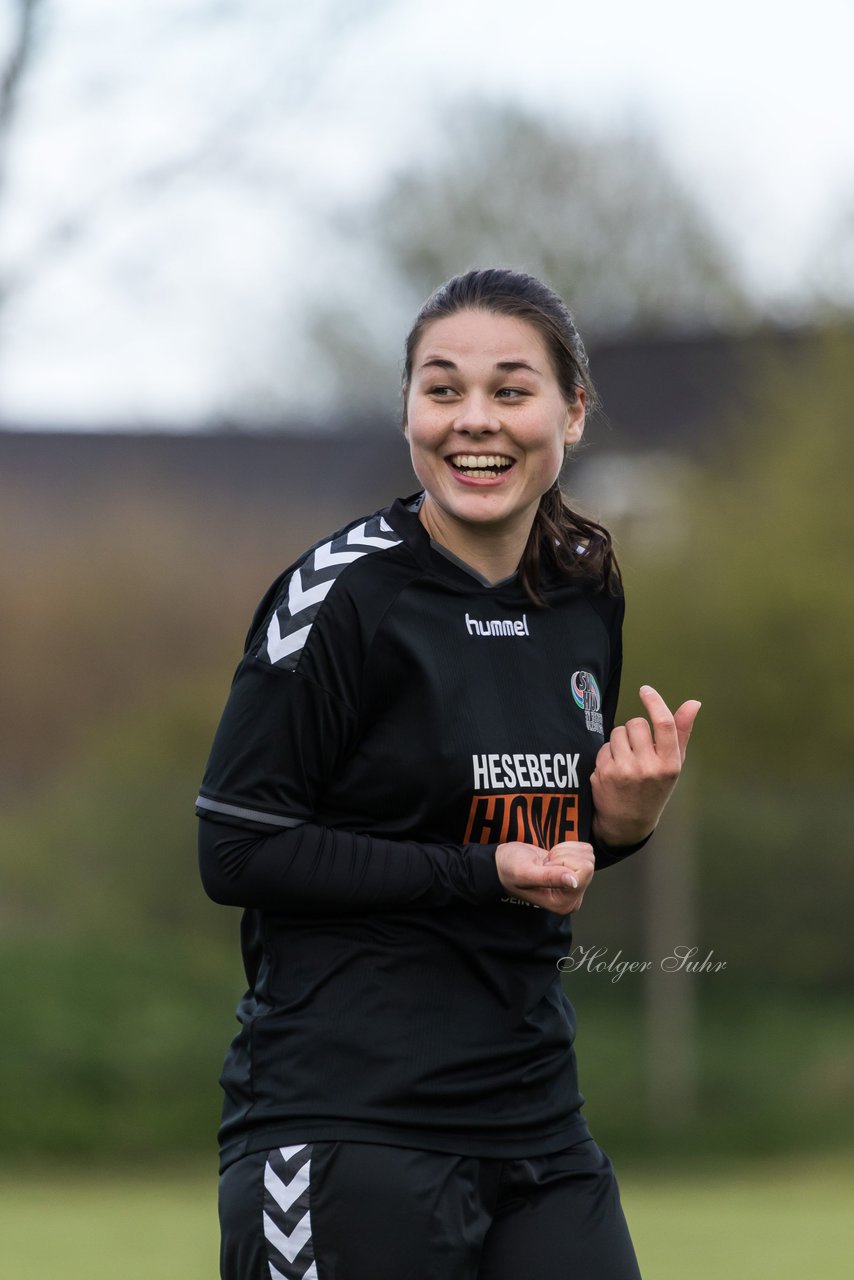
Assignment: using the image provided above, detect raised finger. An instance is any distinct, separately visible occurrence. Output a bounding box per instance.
[638,685,680,762]
[674,699,702,761]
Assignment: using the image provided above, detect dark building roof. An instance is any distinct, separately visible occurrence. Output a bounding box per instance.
[0,326,813,513]
[586,325,807,454]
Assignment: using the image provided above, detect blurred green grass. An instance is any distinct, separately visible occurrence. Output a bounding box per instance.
[2,935,853,1162]
[0,1169,220,1280]
[1,1158,851,1279]
[624,1155,854,1280]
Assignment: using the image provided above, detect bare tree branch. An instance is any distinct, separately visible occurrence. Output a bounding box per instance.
[0,0,395,305]
[0,0,43,188]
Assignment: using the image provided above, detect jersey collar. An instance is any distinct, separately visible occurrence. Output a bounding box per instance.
[385,493,532,597]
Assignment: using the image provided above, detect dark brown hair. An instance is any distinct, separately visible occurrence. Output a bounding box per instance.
[402,267,620,602]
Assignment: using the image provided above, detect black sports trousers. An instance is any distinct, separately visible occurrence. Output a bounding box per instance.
[219,1136,643,1280]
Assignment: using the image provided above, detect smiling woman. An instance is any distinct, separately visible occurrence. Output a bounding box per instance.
[402,269,619,604]
[404,307,585,584]
[197,267,699,1280]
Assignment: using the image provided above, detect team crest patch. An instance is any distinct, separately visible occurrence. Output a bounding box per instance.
[571,670,603,735]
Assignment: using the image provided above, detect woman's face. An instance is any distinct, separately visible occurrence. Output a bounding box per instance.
[404,308,585,541]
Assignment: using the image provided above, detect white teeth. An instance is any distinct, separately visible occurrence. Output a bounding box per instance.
[450,454,513,468]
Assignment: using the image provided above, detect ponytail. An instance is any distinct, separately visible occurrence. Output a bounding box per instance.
[519,481,620,604]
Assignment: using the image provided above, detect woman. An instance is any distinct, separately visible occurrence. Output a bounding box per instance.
[197,268,700,1280]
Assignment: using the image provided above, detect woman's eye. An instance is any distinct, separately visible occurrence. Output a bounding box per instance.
[428,385,456,397]
[496,387,527,399]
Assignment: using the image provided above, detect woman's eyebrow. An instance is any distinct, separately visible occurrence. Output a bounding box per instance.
[420,357,457,371]
[418,357,542,375]
[495,360,541,375]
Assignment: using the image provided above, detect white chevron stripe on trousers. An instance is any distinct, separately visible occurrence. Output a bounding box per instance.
[263,1144,318,1280]
[269,1264,318,1280]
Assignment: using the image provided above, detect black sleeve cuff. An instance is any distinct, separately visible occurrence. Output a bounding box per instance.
[592,828,655,869]
[465,843,503,901]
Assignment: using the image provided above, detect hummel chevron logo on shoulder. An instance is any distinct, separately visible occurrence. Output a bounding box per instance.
[263,1144,318,1280]
[264,515,401,669]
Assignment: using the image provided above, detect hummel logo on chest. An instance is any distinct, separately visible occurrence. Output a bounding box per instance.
[465,612,530,637]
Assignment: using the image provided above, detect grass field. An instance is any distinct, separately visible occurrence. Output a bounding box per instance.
[623,1155,854,1279]
[1,1156,851,1278]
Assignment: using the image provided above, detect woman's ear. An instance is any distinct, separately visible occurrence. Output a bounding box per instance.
[564,388,586,447]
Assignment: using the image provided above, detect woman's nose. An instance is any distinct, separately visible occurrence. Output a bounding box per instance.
[453,393,499,433]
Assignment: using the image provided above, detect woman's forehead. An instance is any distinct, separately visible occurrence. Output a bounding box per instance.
[413,309,550,372]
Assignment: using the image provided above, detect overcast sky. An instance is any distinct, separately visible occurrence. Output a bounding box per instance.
[0,0,852,427]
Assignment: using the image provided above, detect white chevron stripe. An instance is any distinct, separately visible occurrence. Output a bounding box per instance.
[265,1160,309,1216]
[279,1143,309,1161]
[313,540,366,570]
[268,1264,317,1280]
[287,568,335,615]
[264,1208,312,1263]
[262,521,401,667]
[265,1146,315,1279]
[346,521,400,549]
[265,614,312,664]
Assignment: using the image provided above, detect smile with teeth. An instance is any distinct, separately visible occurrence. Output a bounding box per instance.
[448,453,515,478]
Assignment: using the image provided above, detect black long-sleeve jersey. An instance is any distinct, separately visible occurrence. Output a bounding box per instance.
[197,494,645,1171]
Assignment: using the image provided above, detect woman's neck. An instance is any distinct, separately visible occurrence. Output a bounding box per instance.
[417,497,533,585]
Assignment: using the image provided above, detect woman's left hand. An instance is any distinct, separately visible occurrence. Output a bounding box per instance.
[590,685,701,848]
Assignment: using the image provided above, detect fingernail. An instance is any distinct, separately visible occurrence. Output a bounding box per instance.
[640,685,652,694]
[562,874,578,888]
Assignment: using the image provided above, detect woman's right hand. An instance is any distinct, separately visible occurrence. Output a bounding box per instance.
[495,841,595,915]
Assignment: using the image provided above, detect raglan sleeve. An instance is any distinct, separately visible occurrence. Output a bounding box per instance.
[195,569,502,914]
[590,588,654,869]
